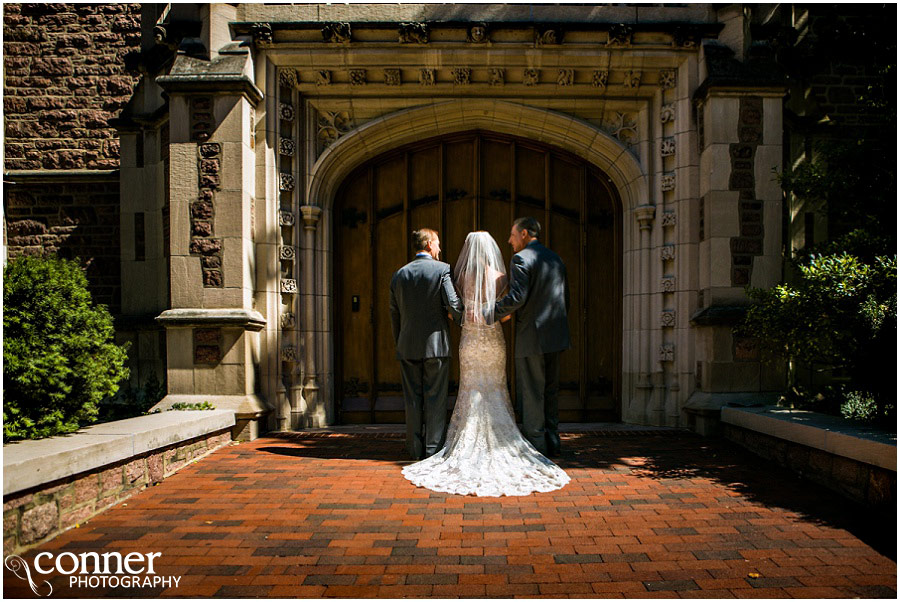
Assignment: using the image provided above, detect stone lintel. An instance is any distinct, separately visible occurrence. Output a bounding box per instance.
[156,308,267,331]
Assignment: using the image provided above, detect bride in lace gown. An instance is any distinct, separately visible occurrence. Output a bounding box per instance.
[402,231,570,496]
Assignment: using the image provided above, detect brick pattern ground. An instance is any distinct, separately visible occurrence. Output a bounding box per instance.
[3,431,895,598]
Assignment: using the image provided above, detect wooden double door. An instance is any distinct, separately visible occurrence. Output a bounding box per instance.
[335,131,622,424]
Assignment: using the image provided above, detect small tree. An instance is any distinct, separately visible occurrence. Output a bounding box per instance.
[3,256,130,441]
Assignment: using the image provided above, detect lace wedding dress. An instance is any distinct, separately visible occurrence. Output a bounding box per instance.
[401,232,570,497]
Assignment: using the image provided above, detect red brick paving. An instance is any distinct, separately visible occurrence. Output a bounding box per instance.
[3,430,896,598]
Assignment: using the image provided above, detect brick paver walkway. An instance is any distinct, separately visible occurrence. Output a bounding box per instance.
[4,430,896,598]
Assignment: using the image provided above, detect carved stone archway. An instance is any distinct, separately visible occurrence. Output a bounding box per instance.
[298,99,652,426]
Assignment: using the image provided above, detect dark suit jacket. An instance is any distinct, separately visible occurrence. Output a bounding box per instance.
[493,240,571,358]
[390,256,463,360]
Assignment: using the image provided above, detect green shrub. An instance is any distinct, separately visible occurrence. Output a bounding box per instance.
[3,256,130,441]
[169,401,216,411]
[738,252,896,425]
[841,390,878,422]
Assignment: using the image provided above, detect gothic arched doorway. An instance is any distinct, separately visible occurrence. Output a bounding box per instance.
[334,130,622,424]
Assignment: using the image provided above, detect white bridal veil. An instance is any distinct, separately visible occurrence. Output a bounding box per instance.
[453,231,508,325]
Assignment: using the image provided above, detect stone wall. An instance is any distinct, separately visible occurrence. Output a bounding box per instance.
[3,3,140,171]
[2,429,232,556]
[3,3,141,314]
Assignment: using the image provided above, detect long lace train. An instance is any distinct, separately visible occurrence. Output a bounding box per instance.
[401,321,569,497]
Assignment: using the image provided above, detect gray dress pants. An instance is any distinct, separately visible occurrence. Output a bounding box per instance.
[515,352,561,456]
[399,357,449,460]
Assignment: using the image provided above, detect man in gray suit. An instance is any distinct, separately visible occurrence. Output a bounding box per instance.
[489,217,570,457]
[390,228,463,460]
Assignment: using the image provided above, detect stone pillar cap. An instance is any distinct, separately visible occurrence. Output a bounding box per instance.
[156,308,266,331]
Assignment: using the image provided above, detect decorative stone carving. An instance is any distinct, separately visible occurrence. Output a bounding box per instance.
[488,68,505,86]
[661,211,677,227]
[279,103,294,121]
[624,70,641,88]
[673,25,701,48]
[280,245,295,261]
[467,23,489,43]
[281,344,297,362]
[660,103,676,123]
[659,343,674,362]
[661,137,676,157]
[523,69,539,86]
[281,312,296,329]
[280,278,298,294]
[661,172,676,192]
[399,22,429,44]
[609,112,638,145]
[661,276,676,293]
[321,22,351,43]
[317,111,352,149]
[198,143,220,159]
[316,70,331,86]
[384,68,401,86]
[452,67,471,85]
[634,205,656,230]
[607,23,633,47]
[301,205,323,231]
[660,245,675,261]
[592,70,609,89]
[279,137,295,157]
[250,23,273,46]
[279,173,295,192]
[279,68,298,88]
[661,310,676,328]
[557,69,574,86]
[535,26,562,46]
[659,69,677,89]
[419,68,435,86]
[348,69,366,86]
[279,210,295,227]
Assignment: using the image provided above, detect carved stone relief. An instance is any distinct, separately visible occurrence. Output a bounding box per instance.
[661,137,676,157]
[452,67,471,85]
[280,245,296,261]
[557,69,574,86]
[607,23,633,47]
[399,22,429,44]
[281,344,297,362]
[316,70,331,86]
[279,68,297,88]
[488,68,505,86]
[317,110,353,151]
[279,210,295,227]
[523,69,539,86]
[661,172,676,192]
[661,211,677,227]
[660,245,675,261]
[661,276,676,293]
[659,69,677,89]
[250,23,273,46]
[281,312,296,329]
[321,22,351,43]
[384,68,401,86]
[419,68,435,86]
[660,103,676,123]
[280,278,298,294]
[279,137,295,157]
[608,112,638,145]
[658,343,674,362]
[279,103,294,122]
[467,23,489,43]
[349,69,366,86]
[661,310,676,328]
[592,70,609,89]
[535,27,562,46]
[279,173,295,192]
[624,70,641,88]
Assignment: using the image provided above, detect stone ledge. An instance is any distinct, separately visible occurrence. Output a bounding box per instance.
[721,405,896,471]
[3,410,235,496]
[155,308,266,331]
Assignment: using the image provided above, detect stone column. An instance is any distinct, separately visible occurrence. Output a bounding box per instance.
[633,204,656,423]
[296,205,323,427]
[152,49,269,440]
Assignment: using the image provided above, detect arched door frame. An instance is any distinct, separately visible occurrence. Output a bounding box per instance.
[300,99,649,426]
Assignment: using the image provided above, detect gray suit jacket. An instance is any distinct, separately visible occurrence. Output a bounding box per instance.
[390,256,463,360]
[493,240,571,358]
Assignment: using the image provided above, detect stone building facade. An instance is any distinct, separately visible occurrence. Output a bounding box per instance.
[7,4,886,440]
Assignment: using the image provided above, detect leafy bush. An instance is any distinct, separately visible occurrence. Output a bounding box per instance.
[841,390,878,422]
[3,256,130,441]
[169,401,216,411]
[738,252,896,425]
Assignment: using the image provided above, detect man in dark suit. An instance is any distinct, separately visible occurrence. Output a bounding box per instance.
[490,217,570,457]
[390,228,464,460]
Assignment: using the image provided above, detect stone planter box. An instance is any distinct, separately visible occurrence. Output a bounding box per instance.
[721,405,896,510]
[3,410,235,555]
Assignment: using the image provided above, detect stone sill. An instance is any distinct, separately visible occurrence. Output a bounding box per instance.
[721,405,896,472]
[3,410,236,496]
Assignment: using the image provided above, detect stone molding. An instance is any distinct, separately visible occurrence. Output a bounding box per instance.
[155,308,266,331]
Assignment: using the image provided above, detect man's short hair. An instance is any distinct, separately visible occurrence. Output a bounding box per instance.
[412,228,438,252]
[513,216,541,238]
